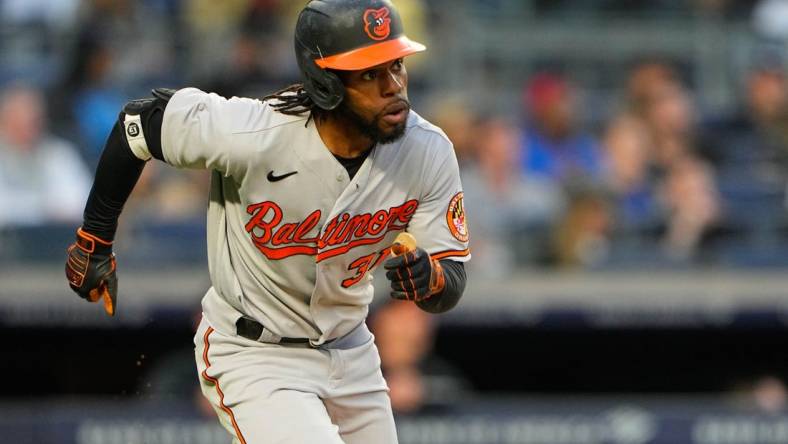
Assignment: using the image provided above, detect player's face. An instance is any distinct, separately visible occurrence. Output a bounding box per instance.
[336,58,410,144]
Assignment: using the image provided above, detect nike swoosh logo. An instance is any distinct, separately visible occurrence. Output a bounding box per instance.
[267,170,298,182]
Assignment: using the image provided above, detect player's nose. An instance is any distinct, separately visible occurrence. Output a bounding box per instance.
[380,69,404,97]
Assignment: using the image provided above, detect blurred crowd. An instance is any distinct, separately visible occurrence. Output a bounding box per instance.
[457,50,788,273]
[1,0,788,272]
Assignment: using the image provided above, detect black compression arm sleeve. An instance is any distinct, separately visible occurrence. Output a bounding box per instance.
[81,121,146,241]
[416,260,466,314]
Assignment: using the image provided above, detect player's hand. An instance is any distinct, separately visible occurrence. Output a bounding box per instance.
[65,228,118,316]
[384,247,445,302]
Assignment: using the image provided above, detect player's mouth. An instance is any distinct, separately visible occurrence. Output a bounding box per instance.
[381,100,409,126]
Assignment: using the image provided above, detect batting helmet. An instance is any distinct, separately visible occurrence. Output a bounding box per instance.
[295,0,426,110]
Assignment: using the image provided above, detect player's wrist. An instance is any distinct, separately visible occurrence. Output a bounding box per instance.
[80,217,118,245]
[75,227,114,256]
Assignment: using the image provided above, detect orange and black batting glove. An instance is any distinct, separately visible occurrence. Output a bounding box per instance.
[384,247,445,302]
[65,228,118,316]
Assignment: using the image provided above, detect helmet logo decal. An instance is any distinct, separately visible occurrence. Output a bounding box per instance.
[363,7,391,41]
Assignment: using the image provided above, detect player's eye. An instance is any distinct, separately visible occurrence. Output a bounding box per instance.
[361,70,377,81]
[391,59,403,72]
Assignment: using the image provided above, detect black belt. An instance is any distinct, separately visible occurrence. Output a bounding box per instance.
[235,317,310,344]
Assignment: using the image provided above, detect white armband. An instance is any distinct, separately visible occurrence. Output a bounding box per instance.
[122,113,152,161]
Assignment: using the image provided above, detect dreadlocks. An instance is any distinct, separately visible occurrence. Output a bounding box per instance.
[263,83,327,124]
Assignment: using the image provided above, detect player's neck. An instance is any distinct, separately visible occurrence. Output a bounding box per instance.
[314,115,375,159]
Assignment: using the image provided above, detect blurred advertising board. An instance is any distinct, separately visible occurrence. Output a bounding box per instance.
[2,398,787,444]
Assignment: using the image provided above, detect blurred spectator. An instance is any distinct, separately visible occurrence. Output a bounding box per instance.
[0,83,91,227]
[709,51,788,177]
[517,72,614,267]
[0,0,80,87]
[520,72,607,187]
[428,97,477,168]
[660,155,720,258]
[200,32,290,99]
[123,164,208,224]
[460,117,565,272]
[698,50,788,264]
[64,0,177,162]
[747,57,787,130]
[605,61,720,261]
[552,190,613,267]
[370,300,470,414]
[65,33,126,162]
[729,375,788,413]
[639,76,720,258]
[69,0,175,86]
[239,0,289,34]
[604,115,659,229]
[430,93,565,272]
[184,0,261,82]
[625,59,679,122]
[752,376,788,412]
[186,0,250,35]
[632,71,692,168]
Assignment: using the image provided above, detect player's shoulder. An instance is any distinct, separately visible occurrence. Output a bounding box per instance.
[406,111,452,144]
[403,110,454,157]
[170,87,308,133]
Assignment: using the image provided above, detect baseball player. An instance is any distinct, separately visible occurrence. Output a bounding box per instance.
[64,0,470,442]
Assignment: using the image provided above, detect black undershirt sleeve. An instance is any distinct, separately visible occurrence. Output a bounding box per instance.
[81,120,148,241]
[416,260,466,314]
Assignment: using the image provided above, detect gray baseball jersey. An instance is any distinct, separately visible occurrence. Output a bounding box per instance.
[159,88,470,345]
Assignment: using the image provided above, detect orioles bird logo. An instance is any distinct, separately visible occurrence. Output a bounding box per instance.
[363,7,391,41]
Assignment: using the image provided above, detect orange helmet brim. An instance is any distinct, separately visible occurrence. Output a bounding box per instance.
[315,35,426,71]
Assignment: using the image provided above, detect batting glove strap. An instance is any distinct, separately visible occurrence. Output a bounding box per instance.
[65,228,118,316]
[74,227,113,255]
[428,258,446,296]
[384,248,446,302]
